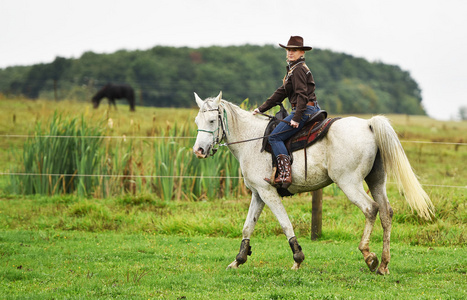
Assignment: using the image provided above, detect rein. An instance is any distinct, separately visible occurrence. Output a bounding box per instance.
[197,105,293,149]
[220,127,294,147]
[255,111,292,126]
[221,111,294,146]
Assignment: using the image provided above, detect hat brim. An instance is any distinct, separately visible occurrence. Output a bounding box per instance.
[279,43,312,51]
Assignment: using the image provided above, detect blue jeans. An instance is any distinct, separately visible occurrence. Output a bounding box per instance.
[269,104,320,157]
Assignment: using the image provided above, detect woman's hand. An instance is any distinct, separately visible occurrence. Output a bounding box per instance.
[290,120,299,128]
[253,108,260,115]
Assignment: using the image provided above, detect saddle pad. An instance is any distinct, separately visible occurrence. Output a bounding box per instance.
[262,110,327,153]
[263,116,341,154]
[290,117,341,152]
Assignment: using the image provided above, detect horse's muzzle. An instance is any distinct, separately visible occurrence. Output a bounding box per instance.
[194,151,207,159]
[193,146,210,159]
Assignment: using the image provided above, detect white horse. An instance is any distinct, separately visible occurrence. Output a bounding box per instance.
[192,92,434,275]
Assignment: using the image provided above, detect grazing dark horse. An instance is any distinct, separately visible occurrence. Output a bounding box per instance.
[92,83,136,111]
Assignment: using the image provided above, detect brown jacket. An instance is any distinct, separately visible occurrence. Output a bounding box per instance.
[258,58,317,123]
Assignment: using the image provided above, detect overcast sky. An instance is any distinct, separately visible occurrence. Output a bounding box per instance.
[1,0,466,120]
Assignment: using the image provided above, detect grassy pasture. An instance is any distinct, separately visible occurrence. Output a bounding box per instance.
[0,194,465,299]
[1,230,465,299]
[0,98,466,298]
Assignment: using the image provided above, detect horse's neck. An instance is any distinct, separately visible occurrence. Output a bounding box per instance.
[222,102,266,154]
[95,90,106,101]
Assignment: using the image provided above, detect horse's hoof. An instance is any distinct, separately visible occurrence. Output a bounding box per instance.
[226,260,239,270]
[289,237,305,264]
[365,252,379,272]
[376,266,390,275]
[293,252,305,264]
[291,262,301,270]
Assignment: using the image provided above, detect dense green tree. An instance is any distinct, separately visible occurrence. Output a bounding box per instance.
[0,45,426,115]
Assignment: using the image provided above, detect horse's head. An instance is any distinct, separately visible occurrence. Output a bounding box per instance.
[91,84,110,109]
[193,91,224,158]
[92,89,105,108]
[91,95,100,108]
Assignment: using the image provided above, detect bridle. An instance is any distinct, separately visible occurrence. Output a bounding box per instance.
[196,103,295,156]
[196,104,229,156]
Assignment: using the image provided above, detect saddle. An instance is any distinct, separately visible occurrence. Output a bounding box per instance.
[261,108,339,155]
[261,106,340,197]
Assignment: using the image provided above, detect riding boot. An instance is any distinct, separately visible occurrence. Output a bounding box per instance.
[274,154,292,189]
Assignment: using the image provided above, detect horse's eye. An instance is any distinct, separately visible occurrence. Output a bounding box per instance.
[210,120,215,124]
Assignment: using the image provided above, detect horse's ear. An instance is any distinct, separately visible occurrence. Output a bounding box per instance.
[194,92,204,108]
[214,91,222,106]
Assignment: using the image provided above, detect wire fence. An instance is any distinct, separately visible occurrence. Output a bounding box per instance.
[1,134,465,189]
[0,134,196,140]
[1,134,466,145]
[0,172,241,179]
[0,172,465,189]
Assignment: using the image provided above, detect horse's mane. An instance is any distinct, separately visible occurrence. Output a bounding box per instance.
[220,100,241,119]
[200,98,268,133]
[222,99,269,123]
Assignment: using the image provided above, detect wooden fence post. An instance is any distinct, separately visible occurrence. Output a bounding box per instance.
[311,189,323,240]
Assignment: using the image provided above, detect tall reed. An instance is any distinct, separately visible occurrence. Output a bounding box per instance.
[9,113,104,196]
[7,113,248,200]
[148,123,247,201]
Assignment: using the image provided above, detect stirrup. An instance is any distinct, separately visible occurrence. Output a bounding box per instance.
[264,167,279,186]
[264,177,280,187]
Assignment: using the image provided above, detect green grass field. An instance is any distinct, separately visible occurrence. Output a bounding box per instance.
[0,98,466,299]
[1,230,464,299]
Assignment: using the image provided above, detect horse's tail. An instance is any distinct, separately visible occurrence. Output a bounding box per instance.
[368,116,434,220]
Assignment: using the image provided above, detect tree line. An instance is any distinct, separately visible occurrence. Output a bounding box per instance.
[0,45,426,115]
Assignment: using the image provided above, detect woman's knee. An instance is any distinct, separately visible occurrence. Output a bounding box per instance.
[268,135,281,143]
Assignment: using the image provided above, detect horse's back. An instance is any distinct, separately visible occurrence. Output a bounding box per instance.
[328,117,374,143]
[106,84,134,99]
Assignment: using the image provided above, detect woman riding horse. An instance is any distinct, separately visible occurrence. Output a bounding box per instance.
[254,36,320,188]
[193,92,433,274]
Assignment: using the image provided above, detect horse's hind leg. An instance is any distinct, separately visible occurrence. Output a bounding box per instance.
[227,192,265,269]
[365,152,393,275]
[337,180,380,273]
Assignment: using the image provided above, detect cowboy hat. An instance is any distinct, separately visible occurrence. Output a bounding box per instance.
[279,36,312,51]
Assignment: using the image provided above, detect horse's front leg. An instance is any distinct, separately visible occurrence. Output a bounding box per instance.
[227,192,265,269]
[109,98,116,110]
[261,190,305,270]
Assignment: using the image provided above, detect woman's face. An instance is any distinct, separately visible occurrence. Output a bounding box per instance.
[286,49,305,62]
